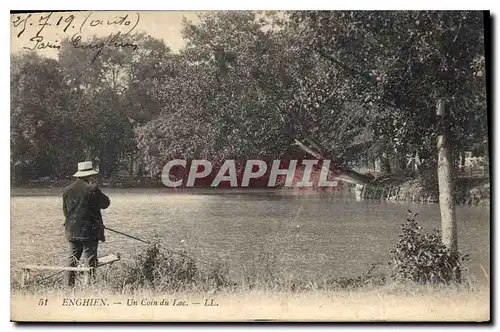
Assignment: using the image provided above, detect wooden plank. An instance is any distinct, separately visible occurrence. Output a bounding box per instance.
[97,254,120,266]
[22,265,92,272]
[21,270,26,287]
[83,271,90,285]
[21,253,120,273]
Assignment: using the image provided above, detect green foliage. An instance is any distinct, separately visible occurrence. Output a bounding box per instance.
[120,243,197,291]
[390,211,469,284]
[11,11,488,183]
[134,12,295,176]
[11,34,172,182]
[114,243,233,292]
[289,11,487,162]
[11,52,82,182]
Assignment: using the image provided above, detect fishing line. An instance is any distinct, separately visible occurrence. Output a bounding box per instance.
[104,226,217,266]
[21,225,220,287]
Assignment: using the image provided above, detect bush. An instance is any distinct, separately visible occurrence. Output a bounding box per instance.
[111,242,195,292]
[110,241,234,293]
[389,210,469,285]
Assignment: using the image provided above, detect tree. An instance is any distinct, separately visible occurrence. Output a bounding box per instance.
[289,11,487,170]
[290,10,487,255]
[135,12,295,176]
[11,52,79,182]
[58,33,174,176]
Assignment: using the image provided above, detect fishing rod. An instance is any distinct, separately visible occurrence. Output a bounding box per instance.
[104,226,214,265]
[104,226,150,244]
[22,226,216,286]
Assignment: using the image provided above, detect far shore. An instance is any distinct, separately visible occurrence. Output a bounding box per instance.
[10,186,346,197]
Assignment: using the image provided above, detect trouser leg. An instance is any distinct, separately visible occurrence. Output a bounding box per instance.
[64,241,83,287]
[81,241,99,282]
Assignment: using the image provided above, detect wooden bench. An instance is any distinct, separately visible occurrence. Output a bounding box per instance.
[21,253,120,286]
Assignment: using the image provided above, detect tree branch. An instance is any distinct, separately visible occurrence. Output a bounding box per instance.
[316,48,398,110]
[293,138,374,185]
[293,138,324,160]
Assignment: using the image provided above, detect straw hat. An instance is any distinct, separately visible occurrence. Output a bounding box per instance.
[73,161,99,178]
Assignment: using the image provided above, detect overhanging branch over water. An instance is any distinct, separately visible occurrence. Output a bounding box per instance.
[293,138,374,185]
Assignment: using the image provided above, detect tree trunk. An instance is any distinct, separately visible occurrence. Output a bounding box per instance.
[397,154,407,172]
[484,142,489,176]
[413,151,419,172]
[380,152,391,174]
[436,99,457,254]
[293,138,373,185]
[129,153,134,177]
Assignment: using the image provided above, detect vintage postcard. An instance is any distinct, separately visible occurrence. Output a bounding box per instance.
[10,10,490,322]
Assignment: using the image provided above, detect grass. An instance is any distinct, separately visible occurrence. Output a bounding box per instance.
[10,242,490,322]
[12,239,395,294]
[10,192,490,321]
[11,241,487,293]
[11,282,489,322]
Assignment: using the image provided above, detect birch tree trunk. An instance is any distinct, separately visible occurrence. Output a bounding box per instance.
[436,98,457,254]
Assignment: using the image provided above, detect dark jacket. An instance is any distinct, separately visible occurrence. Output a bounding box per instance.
[63,179,110,242]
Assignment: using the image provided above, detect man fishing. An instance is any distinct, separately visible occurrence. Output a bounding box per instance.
[62,161,110,287]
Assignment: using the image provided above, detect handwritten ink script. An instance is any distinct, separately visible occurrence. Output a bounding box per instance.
[12,12,141,63]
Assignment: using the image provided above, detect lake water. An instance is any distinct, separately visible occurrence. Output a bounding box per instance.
[10,188,490,284]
